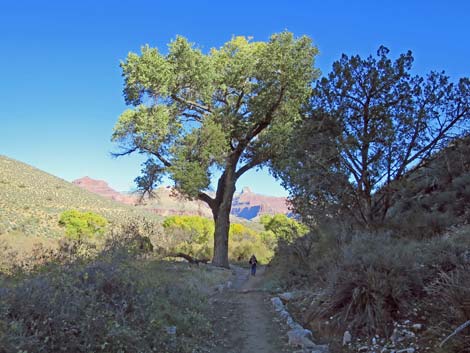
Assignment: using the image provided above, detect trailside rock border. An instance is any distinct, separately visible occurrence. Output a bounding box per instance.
[271,294,329,353]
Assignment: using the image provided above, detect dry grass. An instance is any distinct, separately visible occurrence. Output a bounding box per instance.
[0,231,231,353]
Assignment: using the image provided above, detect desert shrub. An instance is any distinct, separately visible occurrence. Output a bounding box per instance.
[310,235,424,335]
[58,210,108,241]
[0,249,210,352]
[426,265,470,321]
[425,265,470,352]
[106,217,163,256]
[270,227,470,337]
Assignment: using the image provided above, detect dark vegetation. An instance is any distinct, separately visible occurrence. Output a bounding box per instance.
[268,47,470,352]
[0,223,228,353]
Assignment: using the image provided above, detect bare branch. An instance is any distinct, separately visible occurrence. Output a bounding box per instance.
[181,112,203,122]
[235,157,266,179]
[440,320,470,348]
[198,192,216,210]
[111,146,139,158]
[171,95,211,113]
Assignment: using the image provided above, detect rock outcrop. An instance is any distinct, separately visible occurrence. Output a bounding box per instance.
[72,177,137,205]
[231,186,290,220]
[73,177,290,220]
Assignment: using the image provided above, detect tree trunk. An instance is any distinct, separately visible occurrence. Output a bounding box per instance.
[211,170,236,268]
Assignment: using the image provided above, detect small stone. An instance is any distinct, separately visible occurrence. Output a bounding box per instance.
[287,320,304,330]
[342,330,352,346]
[310,344,329,353]
[271,297,284,312]
[358,346,369,352]
[412,323,423,331]
[279,292,295,301]
[225,281,232,289]
[287,328,315,348]
[390,328,399,344]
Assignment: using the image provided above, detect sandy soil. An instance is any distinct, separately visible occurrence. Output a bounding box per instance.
[208,266,291,353]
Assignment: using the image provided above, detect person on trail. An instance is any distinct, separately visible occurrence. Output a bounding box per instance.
[249,254,258,276]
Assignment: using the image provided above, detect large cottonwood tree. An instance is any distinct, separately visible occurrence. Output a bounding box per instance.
[112,32,318,267]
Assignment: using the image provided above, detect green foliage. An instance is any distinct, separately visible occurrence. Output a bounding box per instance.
[229,222,273,263]
[113,32,318,266]
[112,31,318,202]
[163,215,214,258]
[59,210,108,241]
[273,47,470,227]
[162,215,274,263]
[260,214,308,243]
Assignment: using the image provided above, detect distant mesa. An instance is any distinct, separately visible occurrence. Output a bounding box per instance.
[72,176,290,220]
[72,176,137,205]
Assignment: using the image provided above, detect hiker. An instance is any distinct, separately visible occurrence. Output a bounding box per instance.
[249,254,258,276]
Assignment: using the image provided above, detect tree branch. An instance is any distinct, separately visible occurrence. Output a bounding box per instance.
[111,146,139,158]
[396,110,467,179]
[152,151,172,168]
[172,95,211,113]
[198,192,216,210]
[181,112,204,122]
[235,157,266,179]
[243,86,286,145]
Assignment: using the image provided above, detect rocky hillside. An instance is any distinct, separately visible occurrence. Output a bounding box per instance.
[73,178,290,220]
[385,136,470,236]
[0,155,161,240]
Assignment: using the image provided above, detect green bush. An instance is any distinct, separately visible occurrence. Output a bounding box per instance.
[163,215,214,259]
[58,210,108,241]
[162,215,275,263]
[260,214,308,243]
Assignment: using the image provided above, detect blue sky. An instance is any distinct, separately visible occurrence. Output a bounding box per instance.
[1,0,469,196]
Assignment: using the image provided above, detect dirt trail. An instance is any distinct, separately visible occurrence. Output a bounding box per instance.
[208,266,290,353]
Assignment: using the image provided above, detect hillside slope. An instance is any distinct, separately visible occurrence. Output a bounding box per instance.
[0,155,161,239]
[385,136,470,235]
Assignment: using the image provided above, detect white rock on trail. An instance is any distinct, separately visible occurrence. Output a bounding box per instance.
[271,297,284,311]
[279,291,295,301]
[342,330,352,345]
[286,316,304,330]
[279,309,290,319]
[287,328,316,348]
